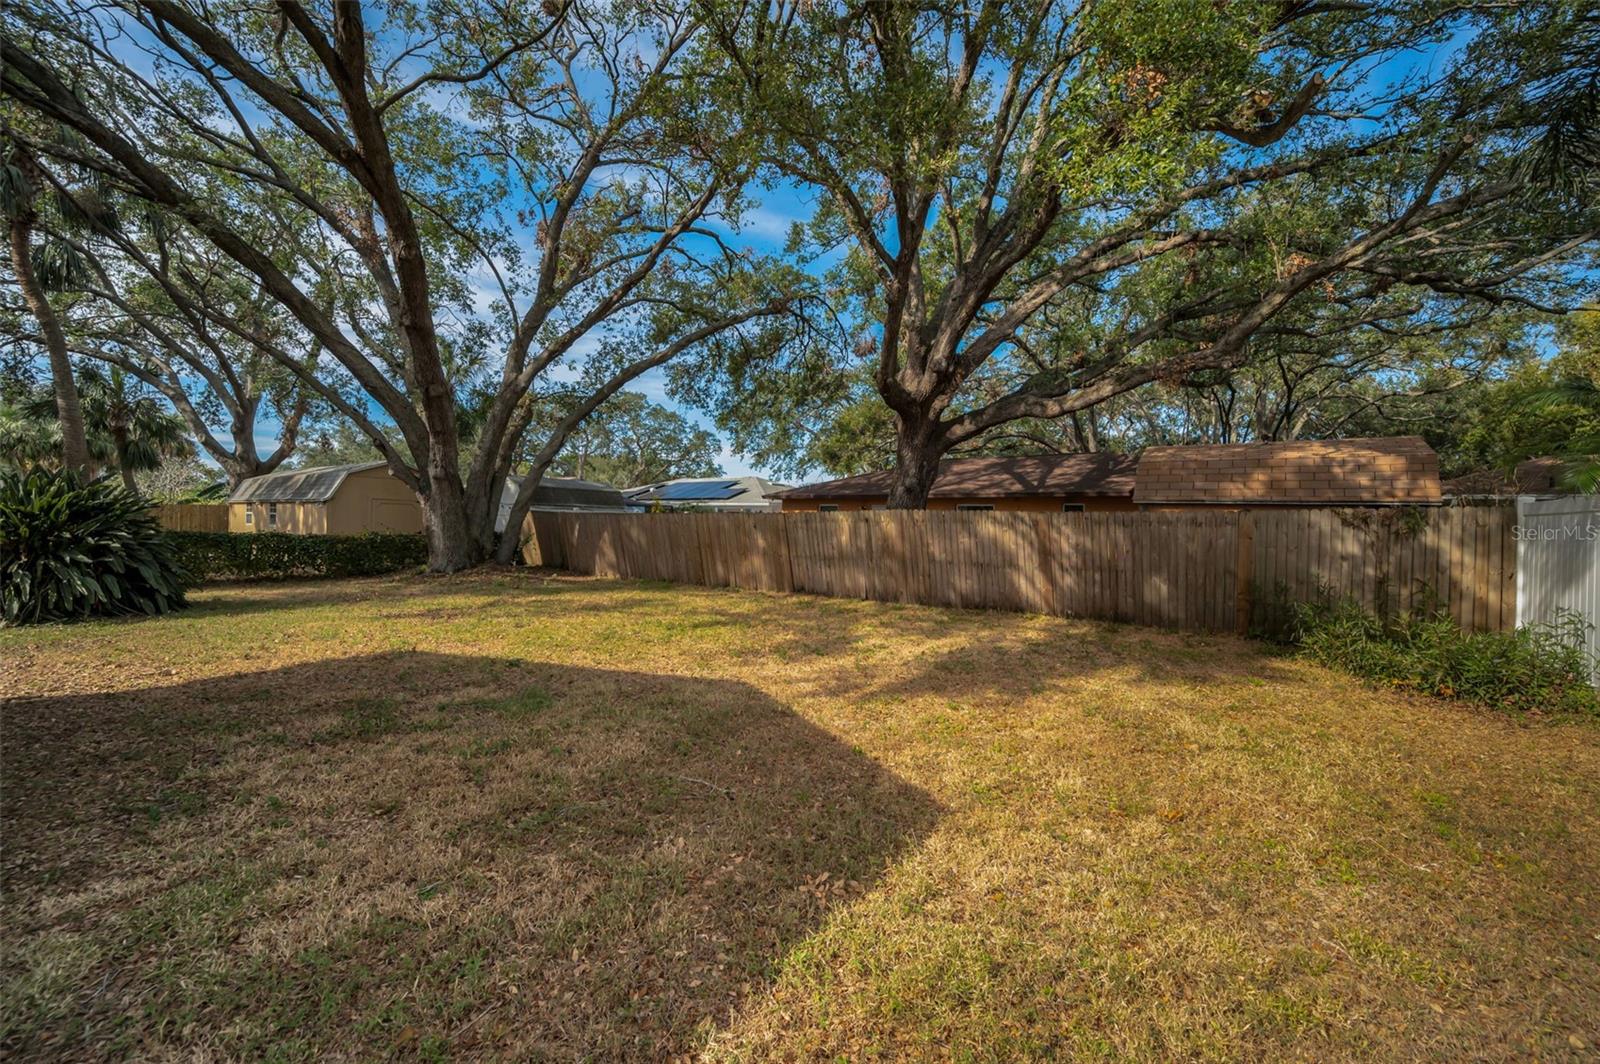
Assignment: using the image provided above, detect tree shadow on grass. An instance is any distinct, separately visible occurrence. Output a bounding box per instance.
[2,652,941,1061]
[663,588,1309,705]
[180,572,550,619]
[179,569,717,626]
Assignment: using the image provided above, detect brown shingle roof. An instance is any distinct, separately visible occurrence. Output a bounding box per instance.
[775,452,1138,500]
[1442,457,1572,497]
[1133,436,1441,506]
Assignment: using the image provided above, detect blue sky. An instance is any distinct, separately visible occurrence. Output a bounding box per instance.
[522,187,826,484]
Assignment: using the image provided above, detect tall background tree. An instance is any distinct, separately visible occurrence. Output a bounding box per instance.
[526,390,722,487]
[1,137,91,473]
[687,0,1598,503]
[1,360,191,489]
[720,314,1538,479]
[68,364,193,492]
[0,165,326,487]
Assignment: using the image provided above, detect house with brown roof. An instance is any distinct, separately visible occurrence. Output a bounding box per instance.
[1133,436,1442,509]
[774,453,1139,512]
[776,436,1444,513]
[1442,457,1574,498]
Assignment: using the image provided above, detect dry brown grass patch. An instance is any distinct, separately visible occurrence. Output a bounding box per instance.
[3,571,1598,1061]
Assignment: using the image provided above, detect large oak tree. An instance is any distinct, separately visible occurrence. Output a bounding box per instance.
[2,1,805,568]
[699,0,1599,505]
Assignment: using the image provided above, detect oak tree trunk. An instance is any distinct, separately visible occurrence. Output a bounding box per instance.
[493,458,552,566]
[421,460,483,573]
[885,416,945,509]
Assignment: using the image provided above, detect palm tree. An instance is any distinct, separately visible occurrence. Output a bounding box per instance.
[0,392,115,474]
[0,397,61,470]
[1521,377,1600,493]
[14,366,192,491]
[76,365,193,492]
[1,141,91,474]
[1524,9,1598,200]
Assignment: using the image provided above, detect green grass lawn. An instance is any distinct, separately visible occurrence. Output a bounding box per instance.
[3,571,1598,1061]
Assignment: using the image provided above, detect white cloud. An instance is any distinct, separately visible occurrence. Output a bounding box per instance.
[734,205,802,242]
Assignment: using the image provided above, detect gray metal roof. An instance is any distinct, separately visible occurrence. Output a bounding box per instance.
[623,476,790,509]
[229,462,386,504]
[526,477,627,511]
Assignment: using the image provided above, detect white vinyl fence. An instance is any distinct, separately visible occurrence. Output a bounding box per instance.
[1516,495,1600,678]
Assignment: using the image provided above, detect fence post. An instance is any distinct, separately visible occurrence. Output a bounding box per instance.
[1034,514,1059,616]
[778,513,797,593]
[1234,510,1254,635]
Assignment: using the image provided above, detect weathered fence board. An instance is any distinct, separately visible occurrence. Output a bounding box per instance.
[523,505,1518,634]
[149,503,229,532]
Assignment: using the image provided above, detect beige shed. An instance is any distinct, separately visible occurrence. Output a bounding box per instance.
[228,462,423,535]
[228,463,629,534]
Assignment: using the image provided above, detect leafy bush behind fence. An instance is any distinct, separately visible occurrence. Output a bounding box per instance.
[169,531,427,582]
[1294,599,1597,716]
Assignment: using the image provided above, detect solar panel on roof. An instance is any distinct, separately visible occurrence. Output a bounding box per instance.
[655,480,743,501]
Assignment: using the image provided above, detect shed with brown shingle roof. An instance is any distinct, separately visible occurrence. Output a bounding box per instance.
[1133,436,1442,508]
[1442,457,1573,498]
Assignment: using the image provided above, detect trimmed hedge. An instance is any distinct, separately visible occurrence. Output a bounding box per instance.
[169,531,428,582]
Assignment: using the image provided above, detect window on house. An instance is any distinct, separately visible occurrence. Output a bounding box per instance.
[818,504,841,512]
[957,504,994,511]
[243,509,254,525]
[1062,503,1085,513]
[267,503,278,529]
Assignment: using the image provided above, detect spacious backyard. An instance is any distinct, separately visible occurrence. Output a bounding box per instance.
[3,571,1598,1061]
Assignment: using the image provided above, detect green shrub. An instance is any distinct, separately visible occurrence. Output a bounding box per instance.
[168,531,427,582]
[1293,599,1597,716]
[1,469,188,625]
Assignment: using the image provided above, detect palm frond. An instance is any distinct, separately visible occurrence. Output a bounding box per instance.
[0,162,32,219]
[30,239,90,291]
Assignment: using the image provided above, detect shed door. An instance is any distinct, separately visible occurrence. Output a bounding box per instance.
[370,499,418,533]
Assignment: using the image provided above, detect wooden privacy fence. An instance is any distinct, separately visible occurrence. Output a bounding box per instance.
[523,505,1518,634]
[149,503,229,532]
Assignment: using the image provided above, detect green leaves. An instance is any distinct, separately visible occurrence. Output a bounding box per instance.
[0,469,188,625]
[1294,598,1598,716]
[524,391,722,488]
[166,531,427,582]
[0,160,31,219]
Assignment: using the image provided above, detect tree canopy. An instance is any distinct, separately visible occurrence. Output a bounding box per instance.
[0,0,1594,557]
[528,391,723,488]
[2,0,809,567]
[686,0,1598,503]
